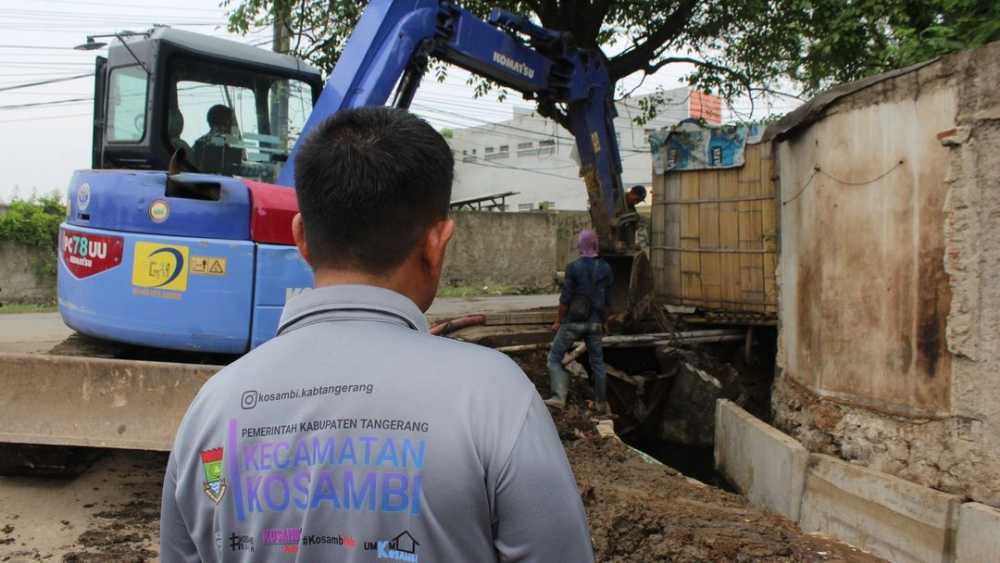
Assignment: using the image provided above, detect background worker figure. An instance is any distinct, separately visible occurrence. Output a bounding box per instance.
[625,184,647,210]
[545,229,614,413]
[625,184,649,250]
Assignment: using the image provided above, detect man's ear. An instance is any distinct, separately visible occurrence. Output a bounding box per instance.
[422,217,455,277]
[292,213,312,267]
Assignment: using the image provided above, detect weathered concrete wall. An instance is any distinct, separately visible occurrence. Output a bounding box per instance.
[715,400,1000,562]
[714,400,808,521]
[774,41,1000,508]
[442,211,591,290]
[554,211,591,269]
[799,454,962,563]
[0,242,55,304]
[955,502,1000,562]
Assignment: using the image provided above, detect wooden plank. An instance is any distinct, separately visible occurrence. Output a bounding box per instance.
[701,253,722,308]
[679,173,702,302]
[700,172,720,250]
[739,144,760,183]
[718,168,740,307]
[662,174,683,299]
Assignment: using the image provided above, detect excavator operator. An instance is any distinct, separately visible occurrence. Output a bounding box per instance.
[192,104,245,176]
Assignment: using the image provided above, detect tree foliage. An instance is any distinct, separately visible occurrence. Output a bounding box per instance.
[0,196,66,279]
[0,197,64,250]
[225,0,806,115]
[779,0,1000,93]
[225,0,1000,121]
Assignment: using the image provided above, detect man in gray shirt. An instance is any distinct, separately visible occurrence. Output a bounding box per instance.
[160,107,593,562]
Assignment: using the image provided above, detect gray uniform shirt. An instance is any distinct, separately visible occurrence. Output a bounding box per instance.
[160,284,593,562]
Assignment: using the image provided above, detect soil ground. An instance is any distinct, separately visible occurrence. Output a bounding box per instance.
[0,350,883,562]
[516,351,884,563]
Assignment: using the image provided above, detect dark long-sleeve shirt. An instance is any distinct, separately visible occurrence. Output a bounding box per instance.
[560,256,614,323]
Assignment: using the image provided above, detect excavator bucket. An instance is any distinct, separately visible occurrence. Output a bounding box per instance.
[604,251,654,324]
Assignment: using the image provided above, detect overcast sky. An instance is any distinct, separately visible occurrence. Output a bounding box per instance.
[0,0,799,202]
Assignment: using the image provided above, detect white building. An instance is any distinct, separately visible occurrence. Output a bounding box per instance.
[447,88,720,211]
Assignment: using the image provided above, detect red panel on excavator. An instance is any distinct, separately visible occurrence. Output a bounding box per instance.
[243,179,299,245]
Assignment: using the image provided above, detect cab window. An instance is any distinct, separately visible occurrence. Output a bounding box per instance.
[107,65,148,142]
[167,56,314,183]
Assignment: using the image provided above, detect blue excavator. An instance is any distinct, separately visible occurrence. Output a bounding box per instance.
[59,0,641,354]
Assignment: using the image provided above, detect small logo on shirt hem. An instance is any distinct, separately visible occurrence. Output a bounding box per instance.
[229,533,255,552]
[376,531,420,561]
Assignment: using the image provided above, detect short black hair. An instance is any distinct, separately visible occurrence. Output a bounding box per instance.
[207,104,233,128]
[293,107,454,274]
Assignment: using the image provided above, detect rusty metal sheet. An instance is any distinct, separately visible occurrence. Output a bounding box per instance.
[0,353,218,451]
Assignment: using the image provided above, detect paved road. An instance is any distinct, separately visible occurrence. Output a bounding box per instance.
[0,295,558,353]
[0,313,73,353]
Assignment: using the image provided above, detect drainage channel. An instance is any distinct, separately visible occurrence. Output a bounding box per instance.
[603,330,778,493]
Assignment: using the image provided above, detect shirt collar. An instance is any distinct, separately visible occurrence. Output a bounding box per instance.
[277,284,429,336]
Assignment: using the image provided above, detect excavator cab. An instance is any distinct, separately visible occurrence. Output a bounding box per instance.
[60,28,324,354]
[91,27,323,180]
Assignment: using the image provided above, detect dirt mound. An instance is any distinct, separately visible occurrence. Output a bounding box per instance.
[513,351,883,562]
[569,437,881,562]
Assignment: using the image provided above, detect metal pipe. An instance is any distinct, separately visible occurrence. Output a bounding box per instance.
[494,331,745,353]
[430,314,487,336]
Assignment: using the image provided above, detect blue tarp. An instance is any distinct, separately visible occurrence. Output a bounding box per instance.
[650,119,765,174]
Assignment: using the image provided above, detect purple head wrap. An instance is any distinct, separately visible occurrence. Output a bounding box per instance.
[577,229,599,258]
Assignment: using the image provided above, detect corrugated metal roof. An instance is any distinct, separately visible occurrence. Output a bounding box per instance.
[761,59,938,144]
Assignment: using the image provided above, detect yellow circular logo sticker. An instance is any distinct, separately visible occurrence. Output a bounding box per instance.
[149,200,170,223]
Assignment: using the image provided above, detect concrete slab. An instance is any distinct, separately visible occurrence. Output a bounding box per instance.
[799,453,961,563]
[714,399,808,521]
[0,353,218,451]
[956,502,1000,562]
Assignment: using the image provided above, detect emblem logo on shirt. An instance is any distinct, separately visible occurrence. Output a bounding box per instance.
[200,447,227,503]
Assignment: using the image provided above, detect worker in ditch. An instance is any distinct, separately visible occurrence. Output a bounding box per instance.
[626,184,649,250]
[545,229,614,413]
[159,107,593,563]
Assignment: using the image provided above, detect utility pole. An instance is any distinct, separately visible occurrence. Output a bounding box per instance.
[271,9,291,151]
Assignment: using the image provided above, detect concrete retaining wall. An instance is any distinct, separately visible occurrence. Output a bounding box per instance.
[955,503,1000,562]
[714,399,807,521]
[799,454,961,563]
[0,241,55,304]
[716,401,999,563]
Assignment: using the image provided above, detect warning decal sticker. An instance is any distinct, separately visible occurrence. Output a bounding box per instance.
[191,256,227,276]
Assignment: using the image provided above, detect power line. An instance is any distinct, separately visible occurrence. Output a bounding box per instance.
[0,45,76,50]
[0,72,92,92]
[0,97,92,111]
[413,102,654,154]
[32,0,223,11]
[0,111,90,124]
